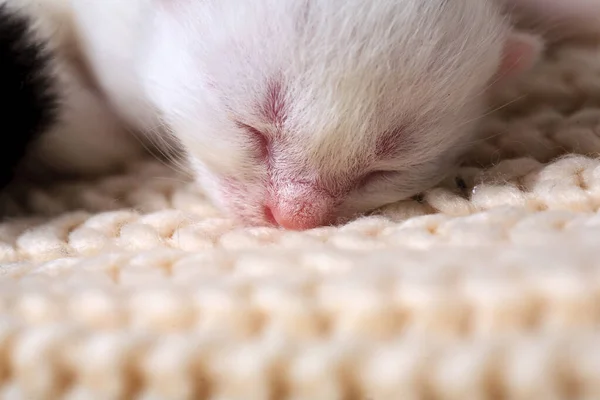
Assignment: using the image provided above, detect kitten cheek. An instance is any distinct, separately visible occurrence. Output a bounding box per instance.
[214,178,274,225]
[189,157,271,224]
[183,137,253,177]
[340,175,431,216]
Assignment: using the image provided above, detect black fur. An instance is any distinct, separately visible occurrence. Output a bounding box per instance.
[0,4,59,189]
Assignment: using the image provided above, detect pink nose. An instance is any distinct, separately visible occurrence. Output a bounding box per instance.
[268,205,325,230]
[266,186,335,230]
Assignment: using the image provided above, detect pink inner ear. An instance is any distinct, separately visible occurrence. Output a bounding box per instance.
[497,32,543,80]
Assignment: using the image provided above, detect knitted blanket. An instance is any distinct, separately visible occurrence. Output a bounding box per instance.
[1,42,600,399]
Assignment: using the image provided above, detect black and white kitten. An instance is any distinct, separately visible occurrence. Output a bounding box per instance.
[0,0,141,190]
[0,2,57,188]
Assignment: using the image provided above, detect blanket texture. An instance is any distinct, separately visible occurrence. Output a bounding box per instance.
[1,42,600,399]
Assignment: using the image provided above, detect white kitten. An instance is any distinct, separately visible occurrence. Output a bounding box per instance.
[69,0,542,229]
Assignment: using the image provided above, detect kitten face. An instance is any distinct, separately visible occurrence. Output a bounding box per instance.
[141,0,541,229]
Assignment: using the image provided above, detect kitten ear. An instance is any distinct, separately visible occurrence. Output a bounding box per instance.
[495,31,544,82]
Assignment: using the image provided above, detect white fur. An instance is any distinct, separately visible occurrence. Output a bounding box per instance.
[70,0,541,228]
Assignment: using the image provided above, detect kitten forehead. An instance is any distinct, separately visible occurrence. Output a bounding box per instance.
[165,0,508,100]
[162,0,509,174]
[148,1,511,176]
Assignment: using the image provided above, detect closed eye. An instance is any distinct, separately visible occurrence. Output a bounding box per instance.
[358,170,396,187]
[237,122,269,158]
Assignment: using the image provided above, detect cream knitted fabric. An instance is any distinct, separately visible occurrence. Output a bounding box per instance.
[1,43,600,399]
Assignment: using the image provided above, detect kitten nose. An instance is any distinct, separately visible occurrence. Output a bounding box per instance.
[267,184,335,230]
[270,203,331,230]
